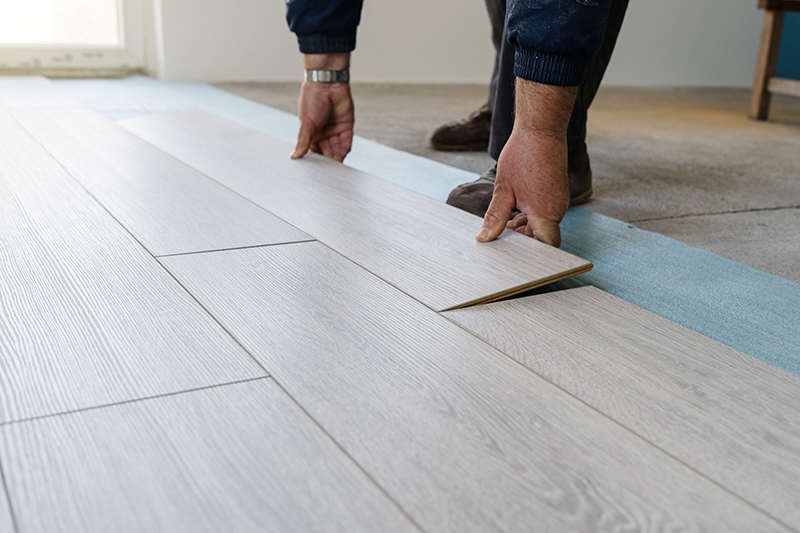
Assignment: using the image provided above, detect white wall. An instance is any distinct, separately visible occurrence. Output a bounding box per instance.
[148,0,764,87]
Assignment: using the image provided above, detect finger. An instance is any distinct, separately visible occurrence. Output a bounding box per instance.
[328,135,345,163]
[506,213,528,230]
[318,138,335,160]
[291,122,315,159]
[338,130,353,162]
[476,186,515,242]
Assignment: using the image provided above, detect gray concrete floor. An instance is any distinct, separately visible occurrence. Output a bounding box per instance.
[214,82,800,283]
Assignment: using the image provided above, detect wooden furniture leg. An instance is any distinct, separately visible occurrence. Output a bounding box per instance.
[750,9,786,120]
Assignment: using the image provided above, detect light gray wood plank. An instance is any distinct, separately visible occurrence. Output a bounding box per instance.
[444,286,800,530]
[121,110,592,311]
[159,242,787,532]
[0,379,416,533]
[0,76,84,109]
[0,478,13,533]
[7,107,310,256]
[0,113,265,424]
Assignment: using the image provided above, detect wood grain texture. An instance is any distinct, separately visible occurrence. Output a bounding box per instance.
[8,107,310,256]
[0,379,416,533]
[0,76,84,109]
[0,116,265,424]
[0,479,13,533]
[160,242,787,533]
[445,286,800,530]
[121,110,592,311]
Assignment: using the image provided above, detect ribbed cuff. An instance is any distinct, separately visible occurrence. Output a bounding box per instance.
[297,31,357,54]
[514,47,593,86]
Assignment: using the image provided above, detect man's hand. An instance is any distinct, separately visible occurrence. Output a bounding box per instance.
[291,53,354,163]
[476,79,579,248]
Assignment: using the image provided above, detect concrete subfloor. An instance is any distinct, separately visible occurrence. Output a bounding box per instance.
[214,82,800,283]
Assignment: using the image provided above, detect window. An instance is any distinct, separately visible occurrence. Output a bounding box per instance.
[0,0,145,76]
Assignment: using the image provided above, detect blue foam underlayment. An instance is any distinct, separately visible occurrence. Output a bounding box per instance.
[55,76,800,377]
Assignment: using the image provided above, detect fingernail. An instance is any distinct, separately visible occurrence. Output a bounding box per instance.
[290,150,299,159]
[476,227,489,241]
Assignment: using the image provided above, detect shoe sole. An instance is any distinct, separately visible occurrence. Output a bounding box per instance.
[430,140,490,152]
[569,187,593,207]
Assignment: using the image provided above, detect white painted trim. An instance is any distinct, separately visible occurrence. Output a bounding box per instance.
[0,0,145,76]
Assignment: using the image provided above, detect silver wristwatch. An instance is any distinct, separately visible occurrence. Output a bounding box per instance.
[304,69,350,83]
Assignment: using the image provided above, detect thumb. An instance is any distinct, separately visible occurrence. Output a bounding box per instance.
[526,216,562,248]
[291,121,314,159]
[476,186,515,242]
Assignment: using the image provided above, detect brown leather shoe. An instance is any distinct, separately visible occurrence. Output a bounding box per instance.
[429,104,492,151]
[446,144,593,217]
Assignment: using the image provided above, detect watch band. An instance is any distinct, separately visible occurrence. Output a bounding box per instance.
[304,69,350,83]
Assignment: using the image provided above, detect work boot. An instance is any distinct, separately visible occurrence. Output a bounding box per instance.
[446,143,593,217]
[429,104,492,151]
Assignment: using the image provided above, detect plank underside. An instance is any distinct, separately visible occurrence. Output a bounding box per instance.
[0,107,265,423]
[159,242,785,532]
[121,109,592,311]
[0,380,415,533]
[8,106,310,256]
[445,285,800,530]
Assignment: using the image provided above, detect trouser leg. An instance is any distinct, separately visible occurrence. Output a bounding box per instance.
[485,0,506,108]
[488,0,630,160]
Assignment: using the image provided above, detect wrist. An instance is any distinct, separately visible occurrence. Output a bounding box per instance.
[513,78,578,137]
[302,53,350,71]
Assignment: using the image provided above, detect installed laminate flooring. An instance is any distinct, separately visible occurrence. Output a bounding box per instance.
[9,106,310,256]
[0,379,416,533]
[0,76,83,109]
[0,483,12,533]
[0,107,265,423]
[121,110,592,311]
[445,286,800,530]
[159,241,786,532]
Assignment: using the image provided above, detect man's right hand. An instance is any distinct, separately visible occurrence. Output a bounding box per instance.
[476,79,578,248]
[291,53,354,163]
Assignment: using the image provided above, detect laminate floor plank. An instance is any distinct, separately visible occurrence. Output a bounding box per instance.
[121,110,592,311]
[0,479,13,533]
[160,242,786,532]
[7,107,310,256]
[0,111,265,424]
[445,286,800,530]
[0,379,416,533]
[0,76,83,109]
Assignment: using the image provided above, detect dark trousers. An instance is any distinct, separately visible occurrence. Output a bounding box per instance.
[485,0,630,160]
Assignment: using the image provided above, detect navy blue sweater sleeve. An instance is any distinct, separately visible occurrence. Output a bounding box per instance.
[507,0,612,86]
[286,0,364,54]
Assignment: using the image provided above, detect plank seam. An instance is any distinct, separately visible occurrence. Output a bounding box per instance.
[0,377,270,428]
[155,253,428,533]
[11,108,312,259]
[435,309,796,532]
[155,239,318,258]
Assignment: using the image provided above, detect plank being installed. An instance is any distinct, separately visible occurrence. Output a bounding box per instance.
[445,286,800,530]
[0,109,265,423]
[0,379,415,533]
[121,110,592,311]
[8,107,310,256]
[159,241,787,532]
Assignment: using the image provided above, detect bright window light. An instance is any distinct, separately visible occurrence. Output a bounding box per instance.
[0,0,120,46]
